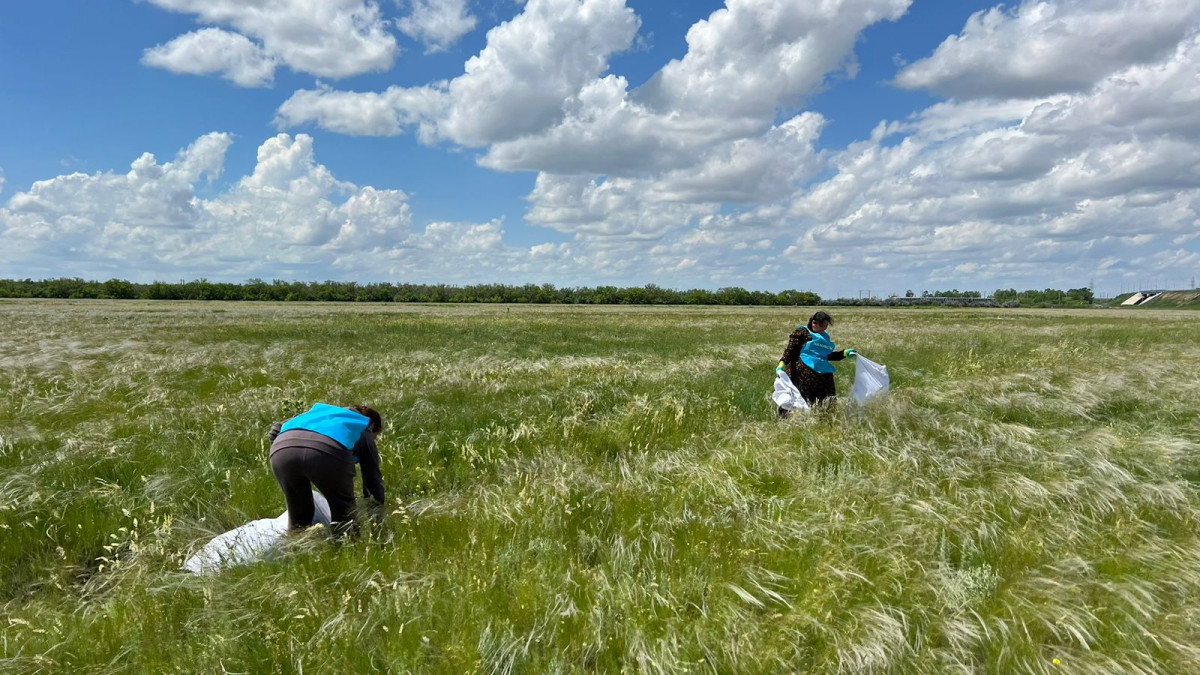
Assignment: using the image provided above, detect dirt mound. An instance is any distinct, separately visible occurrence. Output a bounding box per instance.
[1141,290,1200,308]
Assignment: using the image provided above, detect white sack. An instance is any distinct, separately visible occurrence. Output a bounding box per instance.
[181,490,331,575]
[851,355,890,403]
[772,370,811,411]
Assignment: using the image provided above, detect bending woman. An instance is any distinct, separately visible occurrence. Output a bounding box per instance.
[776,311,855,414]
[268,403,385,532]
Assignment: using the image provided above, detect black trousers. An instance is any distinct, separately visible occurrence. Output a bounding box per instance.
[270,445,357,531]
[795,362,837,405]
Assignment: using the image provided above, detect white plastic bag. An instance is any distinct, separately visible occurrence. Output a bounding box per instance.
[181,490,332,575]
[851,354,890,403]
[772,370,811,412]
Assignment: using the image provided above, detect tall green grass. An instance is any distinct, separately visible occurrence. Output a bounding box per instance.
[1,301,1198,672]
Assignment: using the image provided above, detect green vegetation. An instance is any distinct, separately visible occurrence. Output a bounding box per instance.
[0,278,1113,308]
[993,287,1094,307]
[2,301,1198,673]
[0,278,821,306]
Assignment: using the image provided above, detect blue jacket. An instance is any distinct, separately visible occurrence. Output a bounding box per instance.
[280,403,370,452]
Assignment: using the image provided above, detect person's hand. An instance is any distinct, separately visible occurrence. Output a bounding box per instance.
[845,348,857,358]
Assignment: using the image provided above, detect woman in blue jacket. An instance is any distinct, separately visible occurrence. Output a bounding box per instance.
[268,403,385,532]
[776,311,855,415]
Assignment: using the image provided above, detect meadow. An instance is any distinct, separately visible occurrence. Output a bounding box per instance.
[1,300,1198,673]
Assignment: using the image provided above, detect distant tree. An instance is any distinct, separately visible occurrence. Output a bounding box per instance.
[993,288,1018,303]
[776,289,819,306]
[101,279,136,299]
[1066,287,1094,304]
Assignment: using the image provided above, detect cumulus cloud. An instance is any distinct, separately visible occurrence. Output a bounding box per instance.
[647,112,826,204]
[280,0,908,180]
[476,76,752,175]
[520,4,1200,293]
[281,0,902,248]
[476,0,909,179]
[275,84,444,137]
[435,0,639,146]
[142,28,276,87]
[143,0,397,79]
[895,0,1200,99]
[17,0,1200,293]
[469,0,911,261]
[0,133,231,278]
[0,133,413,279]
[278,0,639,145]
[516,110,826,243]
[397,0,477,53]
[1022,34,1200,142]
[0,133,606,285]
[525,173,719,239]
[770,39,1200,291]
[639,0,910,118]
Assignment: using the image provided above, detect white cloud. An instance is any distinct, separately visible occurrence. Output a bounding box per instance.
[278,0,639,146]
[5,133,230,239]
[268,0,923,288]
[15,0,1200,294]
[0,133,591,285]
[477,75,765,175]
[478,0,910,175]
[143,0,397,79]
[275,84,444,137]
[647,112,826,204]
[1021,34,1200,142]
[525,173,717,239]
[1,134,231,278]
[397,0,477,53]
[507,111,827,243]
[272,0,904,220]
[770,42,1200,292]
[1140,247,1200,270]
[478,0,904,246]
[142,28,276,87]
[421,0,639,146]
[639,0,910,118]
[895,0,1200,99]
[0,133,415,278]
[559,10,1197,294]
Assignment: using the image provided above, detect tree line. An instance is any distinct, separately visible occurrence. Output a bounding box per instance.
[992,287,1094,306]
[0,278,1097,307]
[0,278,821,306]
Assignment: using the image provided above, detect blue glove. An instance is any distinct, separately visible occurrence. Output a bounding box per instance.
[845,348,857,358]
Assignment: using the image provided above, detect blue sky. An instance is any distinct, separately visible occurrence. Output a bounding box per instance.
[2,0,1198,297]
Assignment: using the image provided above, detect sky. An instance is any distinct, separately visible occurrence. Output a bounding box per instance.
[2,0,1199,298]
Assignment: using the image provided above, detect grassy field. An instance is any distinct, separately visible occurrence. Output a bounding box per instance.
[1,300,1198,673]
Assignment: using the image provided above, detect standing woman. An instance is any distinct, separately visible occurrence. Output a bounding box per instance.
[776,311,855,414]
[268,403,385,532]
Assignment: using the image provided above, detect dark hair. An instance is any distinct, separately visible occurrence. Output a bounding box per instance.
[349,405,383,434]
[808,311,833,329]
